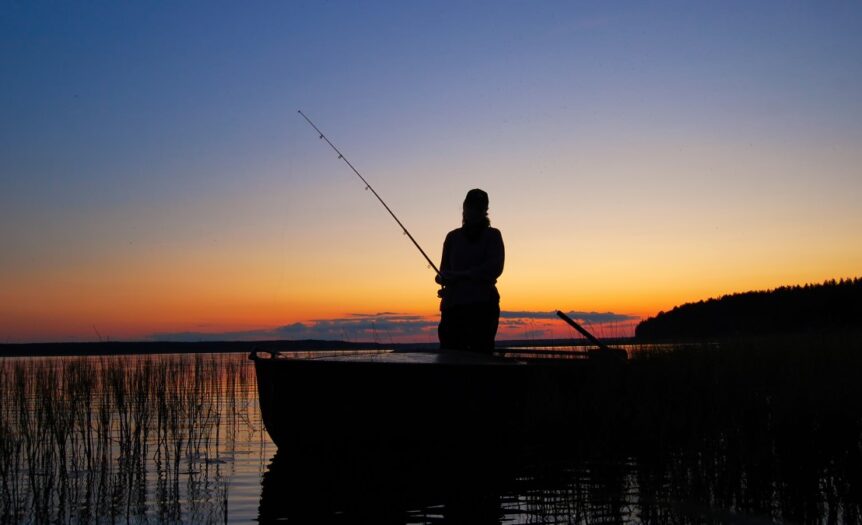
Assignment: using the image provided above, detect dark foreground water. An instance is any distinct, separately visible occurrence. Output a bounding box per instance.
[1,343,861,524]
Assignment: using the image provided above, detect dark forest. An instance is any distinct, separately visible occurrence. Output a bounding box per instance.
[635,278,862,340]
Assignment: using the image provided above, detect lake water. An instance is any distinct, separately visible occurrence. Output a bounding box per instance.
[1,348,860,524]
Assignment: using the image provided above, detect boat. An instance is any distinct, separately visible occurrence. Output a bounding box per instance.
[250,346,627,452]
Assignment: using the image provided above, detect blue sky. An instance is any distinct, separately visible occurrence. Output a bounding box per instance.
[2,1,861,342]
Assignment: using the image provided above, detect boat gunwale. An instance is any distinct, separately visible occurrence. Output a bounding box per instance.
[248,349,607,369]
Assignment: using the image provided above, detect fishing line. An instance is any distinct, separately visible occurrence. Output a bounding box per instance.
[297,110,440,276]
[298,112,620,352]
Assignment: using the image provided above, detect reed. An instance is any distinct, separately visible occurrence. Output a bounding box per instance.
[613,332,862,523]
[0,353,260,524]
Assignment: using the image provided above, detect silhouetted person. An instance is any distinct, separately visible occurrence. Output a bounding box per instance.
[437,189,504,353]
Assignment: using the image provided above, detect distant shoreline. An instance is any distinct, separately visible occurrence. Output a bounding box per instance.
[0,338,636,358]
[636,277,861,340]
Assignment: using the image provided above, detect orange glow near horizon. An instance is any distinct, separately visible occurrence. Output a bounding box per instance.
[2,241,859,343]
[2,196,861,343]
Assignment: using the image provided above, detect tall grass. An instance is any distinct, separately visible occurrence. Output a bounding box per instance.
[3,337,861,524]
[618,332,862,523]
[0,353,257,524]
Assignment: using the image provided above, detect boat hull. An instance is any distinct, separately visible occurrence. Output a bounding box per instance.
[251,350,624,452]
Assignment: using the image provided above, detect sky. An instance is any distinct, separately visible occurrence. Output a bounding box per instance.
[2,1,861,343]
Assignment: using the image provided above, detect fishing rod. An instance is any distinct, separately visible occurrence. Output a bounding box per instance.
[298,110,440,276]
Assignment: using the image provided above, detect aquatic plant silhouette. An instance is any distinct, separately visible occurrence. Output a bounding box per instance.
[2,337,862,524]
[0,353,258,524]
[254,334,862,524]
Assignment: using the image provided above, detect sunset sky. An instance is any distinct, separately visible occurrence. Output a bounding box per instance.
[2,2,861,343]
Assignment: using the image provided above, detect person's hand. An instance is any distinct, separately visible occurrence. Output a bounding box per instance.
[436,270,461,285]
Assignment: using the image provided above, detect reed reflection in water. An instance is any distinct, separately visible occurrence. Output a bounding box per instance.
[254,337,862,524]
[0,353,272,524]
[2,338,862,524]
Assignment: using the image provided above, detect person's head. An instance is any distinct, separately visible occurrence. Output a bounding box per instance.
[462,188,490,228]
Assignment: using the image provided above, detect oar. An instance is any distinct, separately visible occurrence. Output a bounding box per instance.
[555,310,611,352]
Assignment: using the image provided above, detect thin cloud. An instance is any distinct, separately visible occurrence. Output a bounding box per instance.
[149,310,639,342]
[500,310,639,323]
[150,313,437,343]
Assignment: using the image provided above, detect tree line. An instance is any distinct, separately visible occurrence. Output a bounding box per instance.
[635,278,862,340]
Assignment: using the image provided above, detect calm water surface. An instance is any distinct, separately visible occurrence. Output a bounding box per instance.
[1,348,860,524]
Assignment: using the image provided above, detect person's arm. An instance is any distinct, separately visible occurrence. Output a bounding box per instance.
[435,232,453,285]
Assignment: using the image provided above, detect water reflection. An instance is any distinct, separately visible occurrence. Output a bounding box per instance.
[255,340,862,524]
[258,445,677,524]
[2,341,862,524]
[0,354,270,524]
[259,440,861,524]
[259,445,514,523]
